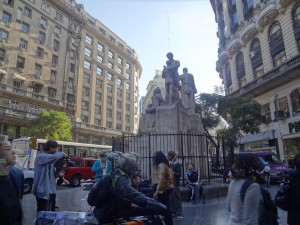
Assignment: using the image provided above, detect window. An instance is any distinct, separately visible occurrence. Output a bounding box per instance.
[117,100,122,108]
[126,104,130,111]
[99,27,106,35]
[3,0,14,7]
[106,121,112,128]
[106,109,112,118]
[117,89,122,97]
[236,52,245,79]
[118,43,124,49]
[269,22,285,60]
[70,50,75,59]
[81,101,89,110]
[96,67,103,75]
[48,88,56,98]
[10,100,20,110]
[277,96,289,116]
[110,35,115,43]
[84,47,92,57]
[126,114,130,122]
[250,38,263,78]
[83,74,90,83]
[116,124,122,130]
[117,112,122,120]
[67,94,75,104]
[107,84,113,93]
[273,50,286,67]
[81,116,89,123]
[108,50,114,59]
[254,64,264,78]
[118,57,123,64]
[85,34,93,45]
[84,60,91,70]
[13,80,21,88]
[117,67,122,74]
[96,79,102,88]
[125,72,130,80]
[37,47,44,58]
[52,55,58,64]
[83,87,90,97]
[107,96,113,105]
[243,0,253,20]
[35,64,42,78]
[261,103,271,122]
[94,119,101,126]
[126,62,131,70]
[125,83,130,90]
[16,56,25,68]
[0,29,8,41]
[95,105,101,114]
[39,31,46,44]
[107,73,113,81]
[97,55,103,63]
[55,12,63,23]
[126,126,130,132]
[28,105,39,114]
[126,93,130,101]
[0,49,5,61]
[108,62,113,69]
[68,78,73,88]
[41,3,50,13]
[23,7,32,18]
[70,63,75,73]
[225,63,232,88]
[97,42,104,52]
[2,11,11,24]
[19,39,27,50]
[40,17,48,27]
[53,40,60,51]
[54,26,61,36]
[50,70,56,83]
[291,89,300,116]
[117,78,122,86]
[21,22,30,33]
[96,92,102,101]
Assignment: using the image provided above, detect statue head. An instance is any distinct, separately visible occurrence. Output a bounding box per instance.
[154,87,161,95]
[183,67,188,73]
[166,52,174,60]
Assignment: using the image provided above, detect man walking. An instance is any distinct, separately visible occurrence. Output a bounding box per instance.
[167,151,183,220]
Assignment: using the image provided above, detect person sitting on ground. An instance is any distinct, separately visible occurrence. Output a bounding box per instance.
[87,152,167,224]
[186,163,198,202]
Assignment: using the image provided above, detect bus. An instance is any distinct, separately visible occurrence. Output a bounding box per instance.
[12,137,112,193]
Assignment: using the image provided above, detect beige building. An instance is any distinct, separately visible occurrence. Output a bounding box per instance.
[211,0,300,161]
[0,0,142,144]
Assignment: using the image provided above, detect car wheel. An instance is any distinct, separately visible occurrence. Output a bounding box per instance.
[70,175,81,187]
[57,177,63,185]
[24,179,33,194]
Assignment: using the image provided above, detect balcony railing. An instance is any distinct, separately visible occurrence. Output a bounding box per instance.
[241,19,257,42]
[257,0,278,26]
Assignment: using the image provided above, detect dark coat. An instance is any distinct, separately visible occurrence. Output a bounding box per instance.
[286,169,300,225]
[9,165,24,200]
[87,170,150,223]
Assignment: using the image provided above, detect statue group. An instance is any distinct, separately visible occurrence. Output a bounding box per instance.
[146,52,197,115]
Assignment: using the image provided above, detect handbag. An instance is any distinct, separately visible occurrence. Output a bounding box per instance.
[275,177,291,211]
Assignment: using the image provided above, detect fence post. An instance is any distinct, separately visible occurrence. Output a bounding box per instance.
[148,132,151,180]
[180,132,185,186]
[122,133,125,153]
[206,133,211,184]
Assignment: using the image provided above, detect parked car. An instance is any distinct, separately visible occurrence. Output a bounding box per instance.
[254,151,289,183]
[63,157,96,187]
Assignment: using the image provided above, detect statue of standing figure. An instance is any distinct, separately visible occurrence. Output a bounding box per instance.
[179,67,197,115]
[162,52,180,105]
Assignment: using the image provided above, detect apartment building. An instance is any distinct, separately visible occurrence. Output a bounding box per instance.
[211,0,300,161]
[0,0,142,144]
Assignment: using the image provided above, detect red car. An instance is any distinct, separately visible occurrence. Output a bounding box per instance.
[63,157,96,187]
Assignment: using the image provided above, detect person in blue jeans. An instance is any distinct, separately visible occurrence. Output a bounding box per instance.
[186,163,198,201]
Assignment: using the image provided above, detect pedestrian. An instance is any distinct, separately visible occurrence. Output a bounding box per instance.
[152,151,174,225]
[278,152,300,225]
[227,153,263,225]
[167,151,183,220]
[33,140,67,212]
[0,140,23,225]
[186,163,199,202]
[92,158,103,182]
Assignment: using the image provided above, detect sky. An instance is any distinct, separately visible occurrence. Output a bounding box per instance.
[76,0,222,97]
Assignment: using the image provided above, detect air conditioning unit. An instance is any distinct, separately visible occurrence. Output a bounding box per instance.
[5,99,11,104]
[41,24,48,29]
[249,51,255,59]
[18,68,23,73]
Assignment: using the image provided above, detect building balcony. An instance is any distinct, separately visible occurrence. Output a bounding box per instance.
[218,47,229,64]
[279,0,293,8]
[227,35,243,54]
[73,122,122,136]
[257,0,278,27]
[241,19,258,42]
[231,55,300,98]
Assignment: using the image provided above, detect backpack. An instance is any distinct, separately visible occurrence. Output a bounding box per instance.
[240,180,279,225]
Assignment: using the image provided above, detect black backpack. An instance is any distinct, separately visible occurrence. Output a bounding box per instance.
[240,180,279,225]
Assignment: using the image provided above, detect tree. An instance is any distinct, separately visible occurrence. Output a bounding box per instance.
[22,110,72,141]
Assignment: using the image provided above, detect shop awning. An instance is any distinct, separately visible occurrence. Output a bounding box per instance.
[239,130,275,144]
[281,133,300,140]
[13,73,26,81]
[0,69,7,75]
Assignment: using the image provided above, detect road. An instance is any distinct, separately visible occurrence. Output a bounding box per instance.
[23,183,288,225]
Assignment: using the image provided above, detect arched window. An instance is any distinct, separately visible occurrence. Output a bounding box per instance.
[236,51,245,79]
[243,0,253,20]
[250,38,264,78]
[290,88,300,116]
[269,22,286,67]
[293,5,300,50]
[225,63,232,87]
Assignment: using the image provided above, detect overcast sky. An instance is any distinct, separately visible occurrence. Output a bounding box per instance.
[76,0,221,97]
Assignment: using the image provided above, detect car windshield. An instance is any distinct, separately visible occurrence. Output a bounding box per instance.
[260,154,281,164]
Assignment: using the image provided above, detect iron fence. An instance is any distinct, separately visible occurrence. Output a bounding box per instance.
[112,132,233,185]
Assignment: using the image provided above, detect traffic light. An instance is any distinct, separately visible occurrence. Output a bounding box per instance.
[29,137,37,149]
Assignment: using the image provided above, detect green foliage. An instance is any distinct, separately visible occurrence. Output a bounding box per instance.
[25,110,72,141]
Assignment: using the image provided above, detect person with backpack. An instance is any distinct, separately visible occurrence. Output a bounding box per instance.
[227,153,279,225]
[87,152,167,224]
[186,163,198,202]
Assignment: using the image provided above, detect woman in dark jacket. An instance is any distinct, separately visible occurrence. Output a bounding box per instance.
[285,153,300,225]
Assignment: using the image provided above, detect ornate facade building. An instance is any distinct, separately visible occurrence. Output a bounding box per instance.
[0,0,142,144]
[211,0,300,161]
